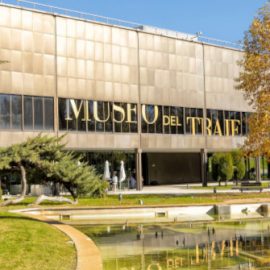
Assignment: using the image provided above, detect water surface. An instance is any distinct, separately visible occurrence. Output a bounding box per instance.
[76,219,270,270]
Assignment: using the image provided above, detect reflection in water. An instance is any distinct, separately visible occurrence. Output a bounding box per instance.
[76,220,270,270]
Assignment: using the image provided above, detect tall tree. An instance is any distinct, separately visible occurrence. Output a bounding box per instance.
[237,2,270,157]
[0,134,107,206]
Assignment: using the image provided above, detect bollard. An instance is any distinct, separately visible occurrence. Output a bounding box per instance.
[118,193,123,201]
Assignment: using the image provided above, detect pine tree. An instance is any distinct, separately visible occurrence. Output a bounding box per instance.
[0,134,107,206]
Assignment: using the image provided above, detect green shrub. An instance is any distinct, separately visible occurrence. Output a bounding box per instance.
[212,152,234,185]
[219,153,234,185]
[212,153,222,182]
[231,150,246,181]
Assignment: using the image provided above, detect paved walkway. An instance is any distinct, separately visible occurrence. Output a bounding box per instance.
[108,182,270,195]
[21,212,103,270]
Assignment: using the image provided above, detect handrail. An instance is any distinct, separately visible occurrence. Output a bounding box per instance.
[0,0,243,50]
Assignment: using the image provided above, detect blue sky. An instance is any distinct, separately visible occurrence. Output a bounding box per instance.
[25,0,267,42]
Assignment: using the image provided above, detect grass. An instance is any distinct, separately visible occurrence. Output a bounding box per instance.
[192,181,270,190]
[0,211,76,270]
[2,192,270,210]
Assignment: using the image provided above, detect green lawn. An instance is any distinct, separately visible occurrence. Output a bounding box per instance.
[2,192,270,210]
[0,212,76,270]
[192,181,270,190]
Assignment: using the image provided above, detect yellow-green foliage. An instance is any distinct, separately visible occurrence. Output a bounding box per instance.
[237,2,270,158]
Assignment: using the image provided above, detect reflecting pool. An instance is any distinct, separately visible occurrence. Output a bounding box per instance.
[76,219,270,270]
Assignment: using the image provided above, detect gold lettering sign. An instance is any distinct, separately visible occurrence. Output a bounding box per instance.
[205,118,212,135]
[231,119,241,136]
[186,117,203,135]
[126,104,137,123]
[93,101,110,123]
[64,99,84,121]
[163,115,170,126]
[213,119,222,136]
[62,99,246,137]
[113,103,126,123]
[162,115,182,126]
[82,101,90,122]
[142,105,159,124]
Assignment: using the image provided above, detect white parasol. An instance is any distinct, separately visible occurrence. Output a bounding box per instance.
[103,160,111,181]
[119,160,126,190]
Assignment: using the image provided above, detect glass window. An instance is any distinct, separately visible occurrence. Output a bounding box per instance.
[163,106,170,134]
[121,103,129,133]
[0,95,10,129]
[196,108,203,134]
[44,97,54,130]
[77,100,86,132]
[88,100,95,132]
[95,101,105,132]
[24,96,33,130]
[130,104,138,133]
[141,105,148,133]
[209,110,224,135]
[58,98,68,130]
[147,105,155,133]
[170,107,177,134]
[104,102,113,132]
[34,97,43,130]
[11,95,22,129]
[185,108,192,134]
[155,106,163,134]
[176,107,184,134]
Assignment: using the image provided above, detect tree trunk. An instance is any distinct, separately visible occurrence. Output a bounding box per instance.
[32,194,77,205]
[1,164,27,206]
[63,183,78,202]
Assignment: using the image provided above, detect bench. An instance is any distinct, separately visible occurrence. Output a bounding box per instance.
[233,181,263,192]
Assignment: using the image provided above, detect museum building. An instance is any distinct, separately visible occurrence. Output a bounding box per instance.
[0,1,263,189]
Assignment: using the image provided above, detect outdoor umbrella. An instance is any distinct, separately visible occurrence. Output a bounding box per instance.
[103,160,111,181]
[119,160,126,190]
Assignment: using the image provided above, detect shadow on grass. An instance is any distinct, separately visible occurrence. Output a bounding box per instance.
[0,213,63,225]
[0,214,40,222]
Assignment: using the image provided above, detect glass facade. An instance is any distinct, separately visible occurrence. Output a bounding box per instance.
[0,94,251,136]
[59,98,138,133]
[142,104,185,134]
[0,94,54,131]
[142,105,250,136]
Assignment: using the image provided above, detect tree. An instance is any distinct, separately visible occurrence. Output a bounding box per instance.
[212,153,222,182]
[237,2,270,158]
[231,150,246,183]
[0,134,107,206]
[211,153,234,185]
[219,153,234,186]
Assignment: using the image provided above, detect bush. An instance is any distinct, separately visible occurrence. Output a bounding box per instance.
[231,150,246,181]
[212,152,234,185]
[212,153,222,182]
[219,153,234,185]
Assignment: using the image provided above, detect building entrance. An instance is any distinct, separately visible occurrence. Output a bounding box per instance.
[142,152,201,185]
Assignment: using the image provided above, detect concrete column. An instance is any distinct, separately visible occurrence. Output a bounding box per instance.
[256,156,261,182]
[136,149,143,190]
[201,149,208,186]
